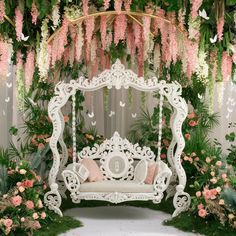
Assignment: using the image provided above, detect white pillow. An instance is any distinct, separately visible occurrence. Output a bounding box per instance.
[73,163,89,183]
[134,159,148,184]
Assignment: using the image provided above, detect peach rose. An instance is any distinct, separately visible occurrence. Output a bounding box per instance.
[196,191,201,198]
[198,209,207,218]
[11,195,22,207]
[185,133,191,140]
[37,199,43,209]
[219,199,225,205]
[4,219,13,228]
[41,212,46,219]
[38,143,45,150]
[203,188,211,200]
[184,156,189,161]
[197,203,204,210]
[216,187,222,193]
[222,173,227,179]
[194,157,199,161]
[205,157,211,163]
[19,169,27,175]
[216,161,222,167]
[210,171,215,177]
[210,178,217,184]
[32,213,39,219]
[189,120,198,127]
[160,153,166,159]
[187,112,196,119]
[23,179,34,188]
[188,157,193,163]
[64,115,69,123]
[18,186,25,193]
[25,200,34,209]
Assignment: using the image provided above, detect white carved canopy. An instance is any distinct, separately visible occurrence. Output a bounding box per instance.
[44,59,190,217]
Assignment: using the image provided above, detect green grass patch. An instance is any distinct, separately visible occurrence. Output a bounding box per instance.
[33,215,82,236]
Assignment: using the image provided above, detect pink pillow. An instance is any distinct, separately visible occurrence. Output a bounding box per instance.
[81,158,104,182]
[144,162,158,184]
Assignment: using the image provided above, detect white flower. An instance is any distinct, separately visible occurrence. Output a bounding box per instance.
[33,213,39,219]
[19,169,26,175]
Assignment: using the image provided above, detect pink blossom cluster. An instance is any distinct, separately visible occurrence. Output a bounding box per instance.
[186,40,198,78]
[0,0,5,22]
[15,7,23,41]
[114,14,127,45]
[217,16,224,41]
[124,0,132,11]
[221,51,232,81]
[191,0,203,18]
[133,21,141,47]
[103,0,111,10]
[31,2,39,25]
[0,41,10,78]
[82,0,89,16]
[85,16,95,60]
[100,16,107,50]
[25,50,35,90]
[114,0,122,14]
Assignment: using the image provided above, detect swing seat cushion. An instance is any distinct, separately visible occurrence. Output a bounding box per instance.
[79,180,153,193]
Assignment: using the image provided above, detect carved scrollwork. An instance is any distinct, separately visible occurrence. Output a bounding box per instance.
[172,186,191,217]
[44,184,62,216]
[62,170,80,193]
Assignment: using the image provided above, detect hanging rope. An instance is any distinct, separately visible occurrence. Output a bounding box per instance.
[72,94,77,163]
[157,92,164,161]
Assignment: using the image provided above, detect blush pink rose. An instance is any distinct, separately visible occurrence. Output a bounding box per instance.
[216,161,222,167]
[198,209,207,218]
[4,219,13,228]
[41,212,46,219]
[38,143,45,150]
[189,120,198,127]
[196,191,201,198]
[197,203,204,210]
[33,221,41,229]
[64,115,69,123]
[11,195,22,207]
[160,153,166,159]
[187,112,196,119]
[203,188,211,200]
[25,200,34,209]
[23,179,34,188]
[185,133,191,140]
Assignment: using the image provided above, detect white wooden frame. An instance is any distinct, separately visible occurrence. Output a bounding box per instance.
[44,59,190,217]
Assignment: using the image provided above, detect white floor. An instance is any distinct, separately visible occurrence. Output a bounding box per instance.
[60,206,199,236]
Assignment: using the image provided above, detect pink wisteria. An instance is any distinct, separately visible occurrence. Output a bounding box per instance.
[191,0,203,18]
[15,7,23,41]
[31,2,39,25]
[114,14,127,45]
[0,40,11,78]
[217,15,224,41]
[25,50,35,90]
[0,0,5,22]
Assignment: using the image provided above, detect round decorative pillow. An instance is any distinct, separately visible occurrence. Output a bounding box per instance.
[134,159,148,184]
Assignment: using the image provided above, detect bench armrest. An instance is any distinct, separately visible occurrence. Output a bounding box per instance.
[153,160,172,195]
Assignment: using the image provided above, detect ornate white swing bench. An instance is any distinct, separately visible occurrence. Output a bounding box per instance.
[44,59,191,217]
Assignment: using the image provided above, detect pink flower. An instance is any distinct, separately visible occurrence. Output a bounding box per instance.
[38,143,45,150]
[217,15,224,41]
[64,115,69,123]
[205,157,211,163]
[191,0,203,18]
[203,188,212,200]
[31,2,39,25]
[82,0,89,16]
[222,173,227,179]
[124,0,132,11]
[25,50,35,90]
[184,156,189,161]
[219,199,225,205]
[196,191,201,198]
[103,0,111,10]
[189,120,198,127]
[210,188,218,198]
[100,16,107,50]
[216,161,222,167]
[0,40,11,78]
[187,112,196,119]
[0,0,5,22]
[197,203,204,210]
[41,212,46,219]
[11,195,22,207]
[15,6,23,41]
[4,219,13,228]
[23,179,34,188]
[221,51,232,81]
[25,200,34,209]
[114,0,122,14]
[210,178,217,184]
[198,208,207,218]
[194,157,199,161]
[33,221,41,229]
[185,133,191,140]
[114,14,127,45]
[160,153,166,159]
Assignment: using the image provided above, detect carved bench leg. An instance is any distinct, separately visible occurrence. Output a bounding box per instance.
[172,185,191,217]
[44,183,62,216]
